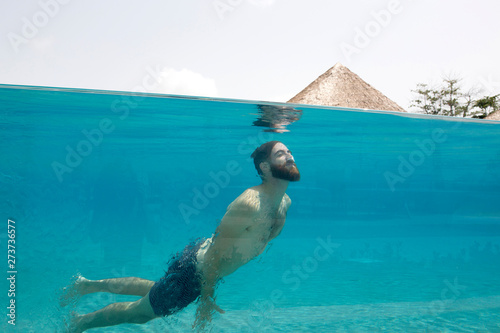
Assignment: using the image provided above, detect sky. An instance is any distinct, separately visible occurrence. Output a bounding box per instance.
[1,0,500,110]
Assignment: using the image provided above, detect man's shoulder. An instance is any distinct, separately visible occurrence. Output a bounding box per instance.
[228,188,261,212]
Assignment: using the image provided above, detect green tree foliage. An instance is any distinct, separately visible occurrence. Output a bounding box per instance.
[410,83,443,115]
[441,77,460,116]
[474,95,499,117]
[410,76,499,118]
[456,88,478,118]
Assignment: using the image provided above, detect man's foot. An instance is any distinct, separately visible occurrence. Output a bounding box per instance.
[60,275,90,307]
[66,312,86,333]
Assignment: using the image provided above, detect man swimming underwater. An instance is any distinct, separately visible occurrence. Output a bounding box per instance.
[64,141,300,332]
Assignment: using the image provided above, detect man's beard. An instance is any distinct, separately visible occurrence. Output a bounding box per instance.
[270,163,301,182]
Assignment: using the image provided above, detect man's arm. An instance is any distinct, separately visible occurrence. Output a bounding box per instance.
[194,189,258,328]
[268,194,291,240]
[202,189,259,282]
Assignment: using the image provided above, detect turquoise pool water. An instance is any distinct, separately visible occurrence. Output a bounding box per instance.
[1,84,500,332]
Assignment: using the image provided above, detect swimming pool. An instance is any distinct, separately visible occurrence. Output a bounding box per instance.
[1,84,500,332]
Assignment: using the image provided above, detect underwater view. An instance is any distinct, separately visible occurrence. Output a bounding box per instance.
[1,84,500,332]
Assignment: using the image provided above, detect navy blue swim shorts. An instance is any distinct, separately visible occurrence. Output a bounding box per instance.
[149,239,205,316]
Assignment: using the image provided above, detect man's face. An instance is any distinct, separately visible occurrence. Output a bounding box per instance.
[268,143,300,182]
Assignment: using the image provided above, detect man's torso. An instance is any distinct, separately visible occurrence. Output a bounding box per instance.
[196,187,289,276]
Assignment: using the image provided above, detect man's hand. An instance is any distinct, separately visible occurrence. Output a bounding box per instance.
[193,296,225,331]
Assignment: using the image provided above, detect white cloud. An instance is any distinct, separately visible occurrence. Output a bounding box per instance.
[154,68,218,97]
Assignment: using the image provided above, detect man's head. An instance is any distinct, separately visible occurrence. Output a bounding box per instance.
[251,141,300,182]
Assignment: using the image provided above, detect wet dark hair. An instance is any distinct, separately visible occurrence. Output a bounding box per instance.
[251,141,281,175]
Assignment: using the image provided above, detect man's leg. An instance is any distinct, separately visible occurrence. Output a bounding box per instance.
[76,276,155,296]
[60,276,155,308]
[70,291,158,332]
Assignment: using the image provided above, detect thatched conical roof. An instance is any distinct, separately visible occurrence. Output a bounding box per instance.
[288,63,406,112]
[486,110,500,121]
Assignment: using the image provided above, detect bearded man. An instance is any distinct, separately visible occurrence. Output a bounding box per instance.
[65,141,300,332]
